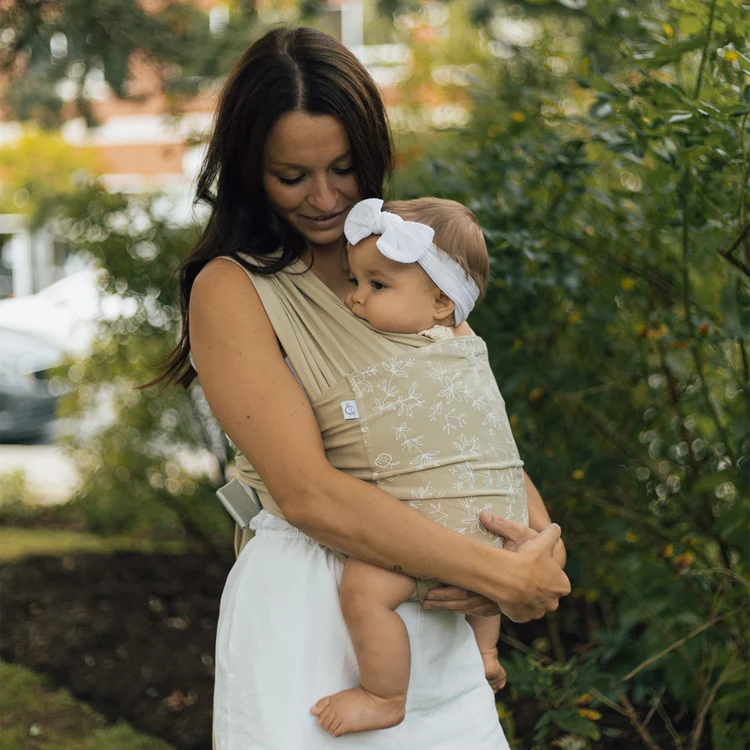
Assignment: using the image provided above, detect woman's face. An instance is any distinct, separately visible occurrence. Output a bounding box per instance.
[262,112,362,250]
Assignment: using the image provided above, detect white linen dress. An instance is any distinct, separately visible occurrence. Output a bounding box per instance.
[213,512,511,749]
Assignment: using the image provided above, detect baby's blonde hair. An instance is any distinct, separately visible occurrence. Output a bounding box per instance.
[383,198,489,298]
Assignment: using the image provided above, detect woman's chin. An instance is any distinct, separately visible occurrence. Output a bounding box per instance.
[305,228,346,250]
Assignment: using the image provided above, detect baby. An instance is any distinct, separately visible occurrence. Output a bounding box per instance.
[311,197,526,736]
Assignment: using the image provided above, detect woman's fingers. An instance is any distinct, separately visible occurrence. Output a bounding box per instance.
[425,598,501,615]
[497,523,570,623]
[424,586,502,615]
[425,586,471,601]
[479,511,538,544]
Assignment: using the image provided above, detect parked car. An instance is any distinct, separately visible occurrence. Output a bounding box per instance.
[0,327,62,442]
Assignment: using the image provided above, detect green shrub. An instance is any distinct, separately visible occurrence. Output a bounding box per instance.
[396,0,748,747]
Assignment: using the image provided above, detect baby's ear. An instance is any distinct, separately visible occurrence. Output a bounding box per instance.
[434,290,455,322]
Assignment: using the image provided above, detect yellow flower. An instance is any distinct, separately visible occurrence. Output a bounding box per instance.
[584,225,595,236]
[568,310,581,324]
[725,50,738,63]
[603,541,617,553]
[529,388,544,403]
[621,277,635,291]
[572,469,584,480]
[509,415,518,428]
[574,693,594,705]
[585,589,600,602]
[660,543,674,558]
[646,324,669,340]
[674,552,695,570]
[625,531,639,543]
[510,111,526,123]
[578,708,602,721]
[663,23,674,38]
[496,702,511,719]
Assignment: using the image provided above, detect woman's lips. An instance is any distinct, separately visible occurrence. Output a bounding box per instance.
[299,210,344,230]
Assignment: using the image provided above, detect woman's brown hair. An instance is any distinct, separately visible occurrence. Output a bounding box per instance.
[154,26,392,388]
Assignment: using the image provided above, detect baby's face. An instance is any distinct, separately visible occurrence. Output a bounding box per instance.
[346,236,441,333]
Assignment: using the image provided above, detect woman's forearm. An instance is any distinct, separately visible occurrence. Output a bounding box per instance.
[284,465,526,606]
[524,471,566,568]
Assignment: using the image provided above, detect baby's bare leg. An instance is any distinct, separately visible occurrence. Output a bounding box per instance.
[311,557,417,737]
[467,614,506,692]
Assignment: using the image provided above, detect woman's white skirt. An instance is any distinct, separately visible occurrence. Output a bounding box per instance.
[213,511,510,749]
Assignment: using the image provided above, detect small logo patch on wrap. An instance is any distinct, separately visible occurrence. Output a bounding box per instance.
[341,400,360,420]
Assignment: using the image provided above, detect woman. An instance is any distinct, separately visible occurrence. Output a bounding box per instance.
[160,26,569,749]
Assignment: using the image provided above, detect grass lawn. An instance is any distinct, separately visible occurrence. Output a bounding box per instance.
[0,661,174,750]
[0,528,187,563]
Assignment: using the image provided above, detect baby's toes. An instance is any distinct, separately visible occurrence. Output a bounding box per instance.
[311,696,330,717]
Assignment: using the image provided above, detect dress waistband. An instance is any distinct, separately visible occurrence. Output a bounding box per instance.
[249,510,319,545]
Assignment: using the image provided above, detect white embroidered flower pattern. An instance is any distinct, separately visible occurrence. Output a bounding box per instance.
[374,453,399,470]
[458,497,493,535]
[453,434,482,460]
[451,461,477,490]
[350,365,378,397]
[349,338,526,541]
[411,450,440,471]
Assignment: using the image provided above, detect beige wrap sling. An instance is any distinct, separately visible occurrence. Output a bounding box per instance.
[226,254,528,562]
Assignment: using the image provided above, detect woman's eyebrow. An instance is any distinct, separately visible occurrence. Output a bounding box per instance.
[269,152,351,169]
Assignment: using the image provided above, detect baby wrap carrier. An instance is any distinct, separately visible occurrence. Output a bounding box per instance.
[228,254,528,557]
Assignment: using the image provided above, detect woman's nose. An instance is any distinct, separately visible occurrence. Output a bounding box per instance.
[307,177,338,213]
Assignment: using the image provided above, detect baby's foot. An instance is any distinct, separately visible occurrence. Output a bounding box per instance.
[311,688,406,736]
[481,649,507,692]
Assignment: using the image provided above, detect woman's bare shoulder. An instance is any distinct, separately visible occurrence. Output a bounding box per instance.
[189,256,280,369]
[191,257,265,319]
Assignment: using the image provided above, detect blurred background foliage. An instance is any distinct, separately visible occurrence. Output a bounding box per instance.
[1,0,748,748]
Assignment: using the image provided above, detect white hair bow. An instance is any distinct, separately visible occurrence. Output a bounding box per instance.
[344,198,480,324]
[344,199,435,263]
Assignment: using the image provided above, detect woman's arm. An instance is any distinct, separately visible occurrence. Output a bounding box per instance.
[524,472,566,568]
[190,260,570,621]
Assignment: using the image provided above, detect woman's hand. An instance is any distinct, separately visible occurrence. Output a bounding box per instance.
[423,586,501,616]
[482,514,567,567]
[480,511,570,623]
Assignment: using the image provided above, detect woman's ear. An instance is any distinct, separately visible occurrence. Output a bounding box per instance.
[433,290,455,323]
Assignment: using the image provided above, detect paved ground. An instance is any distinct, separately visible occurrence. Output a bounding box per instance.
[0,443,80,504]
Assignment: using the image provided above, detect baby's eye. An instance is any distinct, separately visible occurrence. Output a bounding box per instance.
[347,277,358,286]
[370,280,386,291]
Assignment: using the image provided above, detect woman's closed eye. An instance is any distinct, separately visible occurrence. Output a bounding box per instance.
[276,166,353,186]
[276,174,303,186]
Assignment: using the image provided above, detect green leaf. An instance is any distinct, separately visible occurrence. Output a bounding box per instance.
[548,708,601,740]
[668,112,694,123]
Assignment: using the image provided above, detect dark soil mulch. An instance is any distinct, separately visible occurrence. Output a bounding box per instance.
[0,550,231,750]
[0,547,688,750]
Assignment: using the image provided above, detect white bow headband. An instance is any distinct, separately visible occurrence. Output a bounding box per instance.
[344,199,480,324]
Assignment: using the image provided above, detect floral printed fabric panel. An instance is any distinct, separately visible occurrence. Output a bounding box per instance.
[347,337,528,546]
